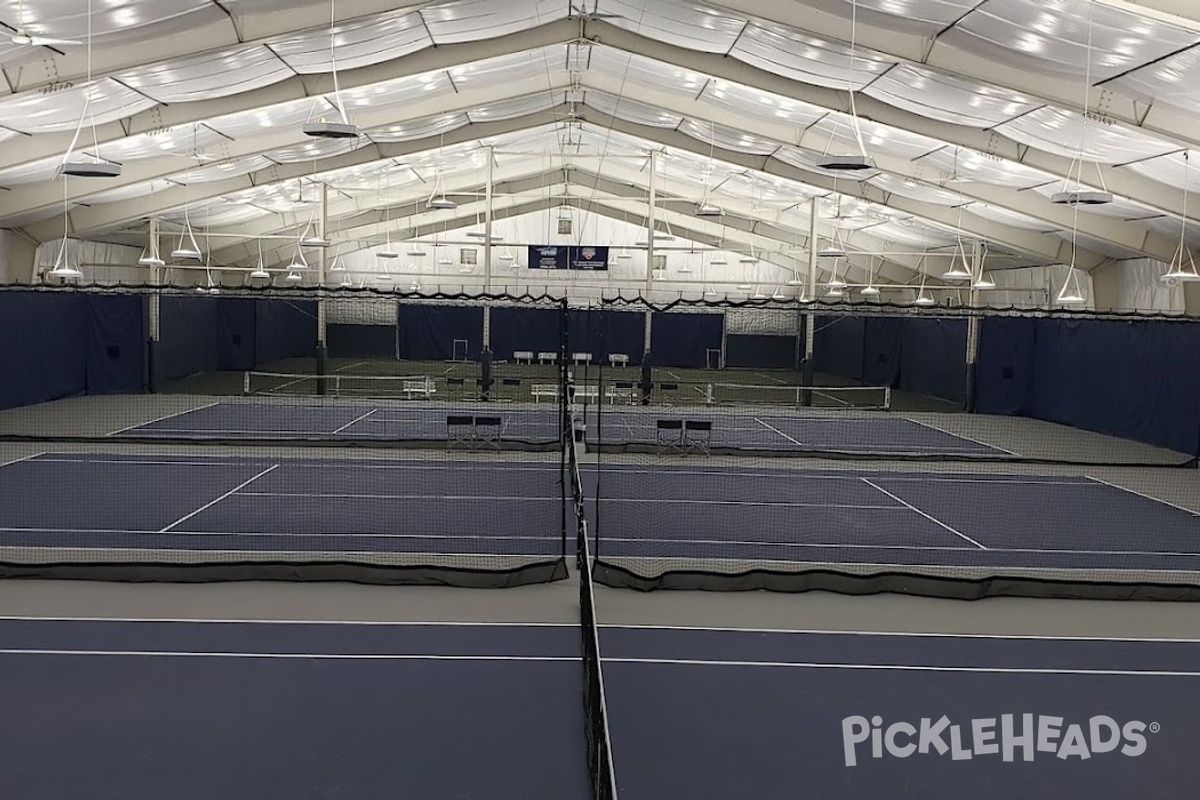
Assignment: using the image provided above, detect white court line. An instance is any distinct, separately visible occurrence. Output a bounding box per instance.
[591,465,1092,487]
[334,361,369,373]
[600,657,1200,677]
[239,492,900,510]
[904,417,1018,456]
[0,617,574,628]
[1086,475,1200,518]
[8,526,1196,559]
[240,492,557,503]
[600,624,1200,644]
[860,478,987,550]
[595,534,1200,559]
[0,526,561,542]
[159,465,280,533]
[331,408,378,435]
[0,452,45,470]
[754,417,804,447]
[0,649,575,662]
[107,401,220,436]
[29,457,561,473]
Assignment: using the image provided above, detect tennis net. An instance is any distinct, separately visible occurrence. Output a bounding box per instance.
[570,437,619,799]
[243,370,439,399]
[681,381,890,410]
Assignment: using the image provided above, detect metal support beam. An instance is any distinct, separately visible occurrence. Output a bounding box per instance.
[646,150,657,295]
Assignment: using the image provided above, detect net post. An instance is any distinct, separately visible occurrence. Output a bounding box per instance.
[315,345,329,396]
[883,385,892,411]
[242,371,251,396]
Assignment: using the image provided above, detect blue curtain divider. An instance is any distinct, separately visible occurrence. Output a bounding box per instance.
[813,315,866,382]
[157,295,222,381]
[397,304,485,361]
[976,317,1200,457]
[328,324,397,359]
[0,291,88,410]
[216,298,257,371]
[490,306,562,362]
[254,299,318,366]
[725,334,796,369]
[650,312,723,368]
[566,310,645,364]
[898,317,969,404]
[85,294,147,395]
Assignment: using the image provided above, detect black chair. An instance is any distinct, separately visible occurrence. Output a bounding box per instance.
[446,414,475,449]
[683,420,713,456]
[474,416,502,450]
[655,419,685,455]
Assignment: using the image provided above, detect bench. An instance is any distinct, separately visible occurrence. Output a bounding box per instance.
[572,352,593,366]
[537,351,558,365]
[513,351,534,365]
[607,381,636,405]
[609,353,630,367]
[403,378,436,399]
[531,384,560,402]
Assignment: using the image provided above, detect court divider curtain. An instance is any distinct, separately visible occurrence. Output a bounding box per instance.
[397,304,485,361]
[725,335,796,369]
[254,299,317,366]
[976,317,1200,457]
[157,295,222,381]
[567,310,645,364]
[328,324,396,359]
[490,306,561,361]
[0,291,88,410]
[813,315,865,382]
[216,298,256,371]
[85,294,146,395]
[650,312,723,368]
[898,317,969,404]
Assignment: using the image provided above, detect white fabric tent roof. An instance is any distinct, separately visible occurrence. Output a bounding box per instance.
[3,0,1200,286]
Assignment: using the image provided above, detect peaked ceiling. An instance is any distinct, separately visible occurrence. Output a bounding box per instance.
[4,0,1200,284]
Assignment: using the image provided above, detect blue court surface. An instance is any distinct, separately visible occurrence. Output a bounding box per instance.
[588,410,1006,456]
[587,463,1200,573]
[113,401,562,444]
[0,619,588,800]
[0,452,563,558]
[599,626,1200,799]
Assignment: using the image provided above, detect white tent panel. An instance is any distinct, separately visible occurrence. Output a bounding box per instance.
[116,44,292,104]
[585,91,684,128]
[732,21,892,89]
[914,147,1055,190]
[265,10,431,73]
[863,63,1038,128]
[205,97,325,139]
[419,0,564,43]
[0,79,156,135]
[996,106,1178,164]
[1112,49,1200,116]
[604,0,746,54]
[367,112,473,144]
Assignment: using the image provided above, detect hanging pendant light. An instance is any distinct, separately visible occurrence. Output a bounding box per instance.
[303,0,360,139]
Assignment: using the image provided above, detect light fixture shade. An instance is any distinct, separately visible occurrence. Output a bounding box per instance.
[826,287,845,297]
[827,277,847,288]
[738,255,759,264]
[249,267,271,280]
[50,264,83,279]
[377,249,399,259]
[913,292,937,307]
[710,256,728,266]
[772,291,787,300]
[1164,268,1200,281]
[285,271,303,283]
[677,266,694,274]
[300,235,332,248]
[339,278,353,288]
[499,252,515,262]
[815,154,875,171]
[60,161,121,178]
[171,247,202,261]
[303,121,359,139]
[817,248,845,258]
[972,273,996,289]
[785,279,803,286]
[735,283,752,291]
[329,258,347,272]
[138,255,165,267]
[696,203,723,217]
[942,263,973,280]
[617,251,633,260]
[406,245,428,257]
[1050,190,1113,206]
[1057,291,1086,304]
[860,285,880,296]
[427,196,456,210]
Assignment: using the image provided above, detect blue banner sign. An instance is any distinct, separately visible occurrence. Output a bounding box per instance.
[527,245,610,271]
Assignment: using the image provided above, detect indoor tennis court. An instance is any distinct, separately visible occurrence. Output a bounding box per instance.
[5,0,1200,797]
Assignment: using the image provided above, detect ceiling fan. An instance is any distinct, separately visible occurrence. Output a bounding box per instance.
[9,0,82,47]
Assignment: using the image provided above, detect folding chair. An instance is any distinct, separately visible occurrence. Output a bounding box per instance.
[683,420,713,457]
[473,416,502,451]
[655,419,685,456]
[446,415,475,449]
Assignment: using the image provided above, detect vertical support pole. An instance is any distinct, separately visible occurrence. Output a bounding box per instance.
[147,216,162,393]
[316,182,330,393]
[645,150,656,297]
[964,239,983,412]
[640,309,653,405]
[801,199,819,405]
[484,146,494,294]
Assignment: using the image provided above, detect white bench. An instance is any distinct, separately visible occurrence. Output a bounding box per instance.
[609,353,630,367]
[572,352,593,365]
[571,385,599,403]
[537,351,558,365]
[402,378,436,399]
[531,384,560,402]
[513,351,534,365]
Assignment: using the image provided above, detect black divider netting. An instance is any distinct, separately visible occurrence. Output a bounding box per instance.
[570,436,619,800]
[0,287,573,587]
[579,302,1200,602]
